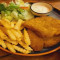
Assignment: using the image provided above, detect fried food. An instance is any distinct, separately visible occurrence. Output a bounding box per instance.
[0,29,7,39]
[23,29,31,45]
[0,38,6,48]
[27,29,44,51]
[0,26,17,41]
[0,19,11,29]
[44,36,60,47]
[27,29,60,50]
[23,16,60,38]
[5,42,16,53]
[0,19,33,54]
[13,45,31,54]
[11,29,22,41]
[19,41,32,51]
[6,29,16,40]
[5,38,18,45]
[0,26,7,34]
[11,22,15,28]
[14,19,24,30]
[0,16,60,54]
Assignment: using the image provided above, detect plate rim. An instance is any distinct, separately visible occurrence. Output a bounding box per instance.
[0,46,60,56]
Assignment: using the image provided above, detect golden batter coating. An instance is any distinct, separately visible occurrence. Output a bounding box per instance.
[23,16,60,38]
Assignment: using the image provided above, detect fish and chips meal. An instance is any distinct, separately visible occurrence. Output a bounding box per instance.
[0,0,60,54]
[0,16,60,54]
[23,16,60,51]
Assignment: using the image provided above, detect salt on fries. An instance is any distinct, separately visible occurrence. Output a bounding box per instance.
[0,19,32,54]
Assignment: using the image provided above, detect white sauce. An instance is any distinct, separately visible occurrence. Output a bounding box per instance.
[31,3,51,13]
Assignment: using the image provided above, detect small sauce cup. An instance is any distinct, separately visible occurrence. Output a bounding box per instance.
[30,2,53,16]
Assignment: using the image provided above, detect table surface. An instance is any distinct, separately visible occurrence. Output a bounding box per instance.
[0,0,60,60]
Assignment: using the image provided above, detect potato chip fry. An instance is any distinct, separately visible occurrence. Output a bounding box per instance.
[0,20,11,29]
[0,19,32,54]
[5,42,16,53]
[0,38,6,48]
[0,27,17,45]
[5,37,18,45]
[10,21,16,26]
[11,29,22,40]
[19,41,32,51]
[6,29,16,40]
[11,22,15,28]
[13,45,31,54]
[17,30,22,36]
[0,29,7,39]
[14,19,24,30]
[4,19,10,24]
[0,26,7,34]
[24,29,31,45]
[17,30,23,41]
[20,26,24,30]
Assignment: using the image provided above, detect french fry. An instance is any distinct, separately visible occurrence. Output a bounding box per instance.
[0,26,7,34]
[5,42,16,53]
[0,29,7,39]
[6,29,16,40]
[13,45,31,54]
[20,26,24,30]
[17,30,23,41]
[0,19,32,54]
[19,41,32,51]
[24,29,31,45]
[0,27,17,45]
[14,19,24,30]
[0,38,6,48]
[11,29,22,41]
[5,37,18,45]
[17,30,23,36]
[0,22,2,26]
[11,22,15,28]
[0,20,11,29]
[4,19,10,24]
[12,21,17,25]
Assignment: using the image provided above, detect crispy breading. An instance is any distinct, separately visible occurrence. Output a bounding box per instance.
[23,16,60,38]
[27,29,44,51]
[27,30,60,49]
[44,36,60,47]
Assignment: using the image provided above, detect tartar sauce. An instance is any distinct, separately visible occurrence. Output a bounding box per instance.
[31,3,51,13]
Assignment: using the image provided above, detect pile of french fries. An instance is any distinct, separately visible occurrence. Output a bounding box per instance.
[0,19,32,54]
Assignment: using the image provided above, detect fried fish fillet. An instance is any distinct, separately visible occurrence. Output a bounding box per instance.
[27,29,60,49]
[27,29,44,51]
[23,16,60,38]
[43,36,60,47]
